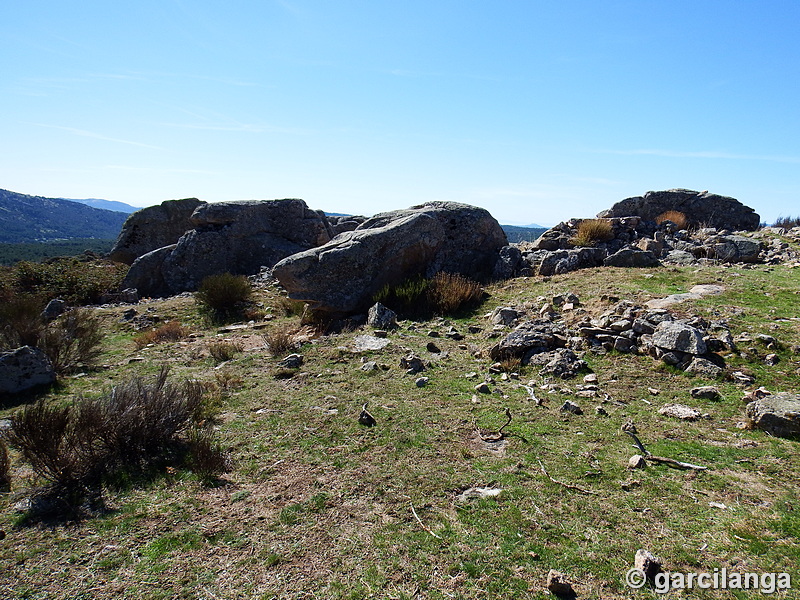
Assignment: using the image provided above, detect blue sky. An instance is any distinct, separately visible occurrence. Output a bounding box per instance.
[2,1,798,226]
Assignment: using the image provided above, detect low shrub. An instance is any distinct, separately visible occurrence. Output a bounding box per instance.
[39,308,104,373]
[5,367,227,516]
[0,294,46,350]
[195,273,253,320]
[0,303,104,373]
[208,339,243,363]
[428,272,483,315]
[261,324,301,357]
[773,215,800,229]
[133,321,190,349]
[275,296,307,318]
[0,440,10,493]
[570,219,614,247]
[373,272,483,319]
[656,210,689,230]
[185,427,231,483]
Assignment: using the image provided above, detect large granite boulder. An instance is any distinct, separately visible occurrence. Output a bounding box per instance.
[597,189,760,231]
[272,201,507,315]
[109,198,206,264]
[123,199,333,297]
[0,346,56,394]
[745,393,800,438]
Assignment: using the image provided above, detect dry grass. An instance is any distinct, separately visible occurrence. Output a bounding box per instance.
[207,339,243,363]
[133,321,190,349]
[656,210,689,230]
[570,218,614,247]
[2,261,800,598]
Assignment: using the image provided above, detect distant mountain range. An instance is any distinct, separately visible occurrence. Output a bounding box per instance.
[0,189,130,243]
[66,197,139,213]
[1,188,547,245]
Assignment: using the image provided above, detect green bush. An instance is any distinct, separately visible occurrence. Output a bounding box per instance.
[0,258,127,306]
[0,293,46,350]
[6,367,228,516]
[195,273,253,320]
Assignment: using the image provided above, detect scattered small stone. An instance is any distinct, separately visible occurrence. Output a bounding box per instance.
[361,361,379,372]
[474,382,491,394]
[546,570,575,597]
[709,501,728,510]
[427,330,440,337]
[628,454,646,469]
[595,405,608,416]
[415,377,429,388]
[560,400,583,415]
[658,403,702,421]
[464,372,478,379]
[277,354,303,369]
[426,341,441,353]
[400,354,425,374]
[648,387,660,396]
[583,373,598,384]
[634,549,662,580]
[765,353,780,366]
[456,486,503,502]
[732,371,755,385]
[691,386,721,400]
[358,404,376,427]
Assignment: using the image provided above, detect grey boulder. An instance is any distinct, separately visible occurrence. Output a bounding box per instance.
[272,201,507,315]
[110,198,205,265]
[0,346,56,395]
[745,393,800,438]
[652,321,707,355]
[123,199,333,297]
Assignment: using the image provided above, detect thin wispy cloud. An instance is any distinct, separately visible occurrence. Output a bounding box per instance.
[31,123,162,150]
[590,148,800,164]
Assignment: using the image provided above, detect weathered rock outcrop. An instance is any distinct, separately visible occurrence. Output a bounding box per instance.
[273,201,507,315]
[0,346,56,395]
[124,199,333,297]
[109,198,205,264]
[597,189,760,231]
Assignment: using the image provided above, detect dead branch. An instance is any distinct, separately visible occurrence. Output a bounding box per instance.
[537,459,598,495]
[477,407,512,442]
[645,456,709,471]
[410,503,441,539]
[621,419,709,470]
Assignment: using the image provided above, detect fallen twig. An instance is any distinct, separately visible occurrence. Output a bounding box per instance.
[621,420,709,471]
[645,456,709,471]
[478,407,512,442]
[538,459,598,495]
[410,503,441,539]
[520,384,544,406]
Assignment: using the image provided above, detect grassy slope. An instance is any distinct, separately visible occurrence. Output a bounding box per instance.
[1,263,799,599]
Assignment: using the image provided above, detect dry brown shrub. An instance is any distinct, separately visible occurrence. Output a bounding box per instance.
[208,339,243,363]
[261,324,315,357]
[655,210,689,230]
[429,272,483,315]
[0,440,10,493]
[570,219,614,247]
[133,321,190,349]
[39,308,104,373]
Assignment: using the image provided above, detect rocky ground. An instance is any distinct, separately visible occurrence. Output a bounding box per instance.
[1,234,799,598]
